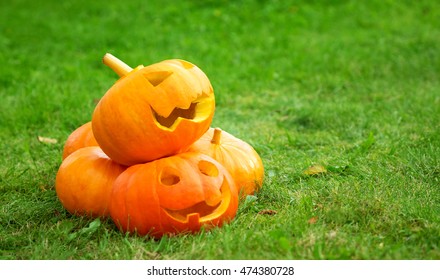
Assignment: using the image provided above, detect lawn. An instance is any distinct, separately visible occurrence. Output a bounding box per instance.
[0,0,439,260]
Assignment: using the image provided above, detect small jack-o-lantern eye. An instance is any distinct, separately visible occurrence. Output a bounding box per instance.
[178,60,195,69]
[160,167,181,186]
[143,71,173,87]
[198,160,219,177]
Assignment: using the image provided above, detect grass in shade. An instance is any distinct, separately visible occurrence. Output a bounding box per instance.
[1,0,439,259]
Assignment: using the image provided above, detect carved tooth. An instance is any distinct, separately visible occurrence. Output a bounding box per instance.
[187,213,200,229]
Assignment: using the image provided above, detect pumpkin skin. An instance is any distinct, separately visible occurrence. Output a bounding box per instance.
[109,152,238,238]
[62,122,98,160]
[92,56,215,166]
[56,146,126,217]
[188,128,264,197]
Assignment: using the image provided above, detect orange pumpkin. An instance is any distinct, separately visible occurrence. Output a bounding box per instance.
[62,122,98,160]
[56,146,126,217]
[109,152,238,238]
[92,54,215,166]
[188,127,264,196]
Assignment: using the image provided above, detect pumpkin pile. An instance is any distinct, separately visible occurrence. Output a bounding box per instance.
[56,53,264,238]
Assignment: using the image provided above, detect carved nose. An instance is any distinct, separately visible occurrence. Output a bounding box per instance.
[198,159,223,206]
[204,188,222,206]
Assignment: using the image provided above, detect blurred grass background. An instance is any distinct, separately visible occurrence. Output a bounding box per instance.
[0,0,439,259]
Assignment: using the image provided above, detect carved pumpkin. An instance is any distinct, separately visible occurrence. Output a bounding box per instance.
[188,128,264,196]
[92,54,215,166]
[56,146,126,217]
[62,122,98,160]
[109,152,238,238]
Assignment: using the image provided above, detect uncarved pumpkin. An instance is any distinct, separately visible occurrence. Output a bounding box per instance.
[62,122,98,160]
[92,54,215,166]
[56,146,126,217]
[109,152,238,238]
[188,127,264,196]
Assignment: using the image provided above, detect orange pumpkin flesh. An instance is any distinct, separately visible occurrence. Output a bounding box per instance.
[188,127,264,197]
[56,146,126,217]
[92,54,215,166]
[61,122,98,160]
[109,152,238,238]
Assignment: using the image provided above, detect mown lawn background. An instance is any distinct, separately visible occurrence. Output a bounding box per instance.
[1,0,439,259]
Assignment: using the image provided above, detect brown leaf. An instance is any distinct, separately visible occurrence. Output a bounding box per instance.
[38,136,58,144]
[314,203,324,210]
[303,164,327,176]
[308,216,318,224]
[258,209,278,215]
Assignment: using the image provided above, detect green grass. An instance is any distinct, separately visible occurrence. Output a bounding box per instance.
[1,0,439,260]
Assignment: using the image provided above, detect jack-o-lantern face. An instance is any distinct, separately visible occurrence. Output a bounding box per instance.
[188,127,264,197]
[140,59,213,129]
[92,54,215,166]
[109,152,238,238]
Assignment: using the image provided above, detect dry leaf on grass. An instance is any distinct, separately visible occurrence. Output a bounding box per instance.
[303,164,327,176]
[38,136,58,144]
[258,209,278,215]
[308,216,318,224]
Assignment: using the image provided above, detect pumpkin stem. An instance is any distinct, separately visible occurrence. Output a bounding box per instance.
[211,128,222,144]
[103,53,133,77]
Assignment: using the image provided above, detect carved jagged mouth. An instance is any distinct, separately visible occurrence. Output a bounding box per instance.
[163,200,221,222]
[162,178,231,226]
[153,102,197,128]
[151,95,214,130]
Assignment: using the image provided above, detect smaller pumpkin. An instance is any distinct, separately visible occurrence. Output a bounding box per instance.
[56,146,126,217]
[92,53,215,165]
[62,122,98,160]
[188,127,264,197]
[109,152,238,238]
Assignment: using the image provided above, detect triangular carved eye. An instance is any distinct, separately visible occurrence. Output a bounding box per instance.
[143,71,173,86]
[178,60,194,69]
